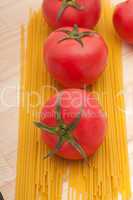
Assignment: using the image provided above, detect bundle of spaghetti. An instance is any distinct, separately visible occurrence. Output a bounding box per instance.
[16,0,131,199]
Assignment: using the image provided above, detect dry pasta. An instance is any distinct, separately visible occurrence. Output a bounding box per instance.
[16,0,131,199]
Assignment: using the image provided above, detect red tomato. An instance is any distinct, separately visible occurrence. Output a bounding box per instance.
[42,0,101,29]
[34,89,107,160]
[44,25,108,88]
[113,0,133,44]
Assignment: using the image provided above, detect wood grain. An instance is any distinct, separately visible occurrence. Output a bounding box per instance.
[0,0,133,199]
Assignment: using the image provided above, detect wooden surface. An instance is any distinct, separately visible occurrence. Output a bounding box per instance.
[0,0,133,199]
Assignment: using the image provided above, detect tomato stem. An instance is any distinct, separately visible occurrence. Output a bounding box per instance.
[57,0,83,21]
[33,121,58,135]
[43,136,64,159]
[34,93,88,161]
[58,24,96,47]
[67,136,88,162]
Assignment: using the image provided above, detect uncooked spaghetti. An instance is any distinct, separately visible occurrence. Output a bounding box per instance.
[16,0,131,199]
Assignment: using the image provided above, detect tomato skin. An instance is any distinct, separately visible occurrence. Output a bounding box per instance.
[42,0,101,29]
[40,89,107,160]
[44,27,108,88]
[113,0,133,44]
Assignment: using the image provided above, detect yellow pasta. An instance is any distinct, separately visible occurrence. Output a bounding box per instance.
[16,0,131,199]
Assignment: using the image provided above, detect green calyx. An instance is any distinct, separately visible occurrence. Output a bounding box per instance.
[58,24,95,47]
[34,94,88,161]
[57,0,83,21]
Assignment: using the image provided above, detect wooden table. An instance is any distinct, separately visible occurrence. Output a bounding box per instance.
[0,0,133,199]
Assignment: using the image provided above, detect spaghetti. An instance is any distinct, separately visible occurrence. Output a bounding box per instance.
[16,0,131,199]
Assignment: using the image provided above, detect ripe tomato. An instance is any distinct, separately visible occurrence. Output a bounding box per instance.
[34,89,107,160]
[113,0,133,44]
[44,25,108,88]
[42,0,101,29]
